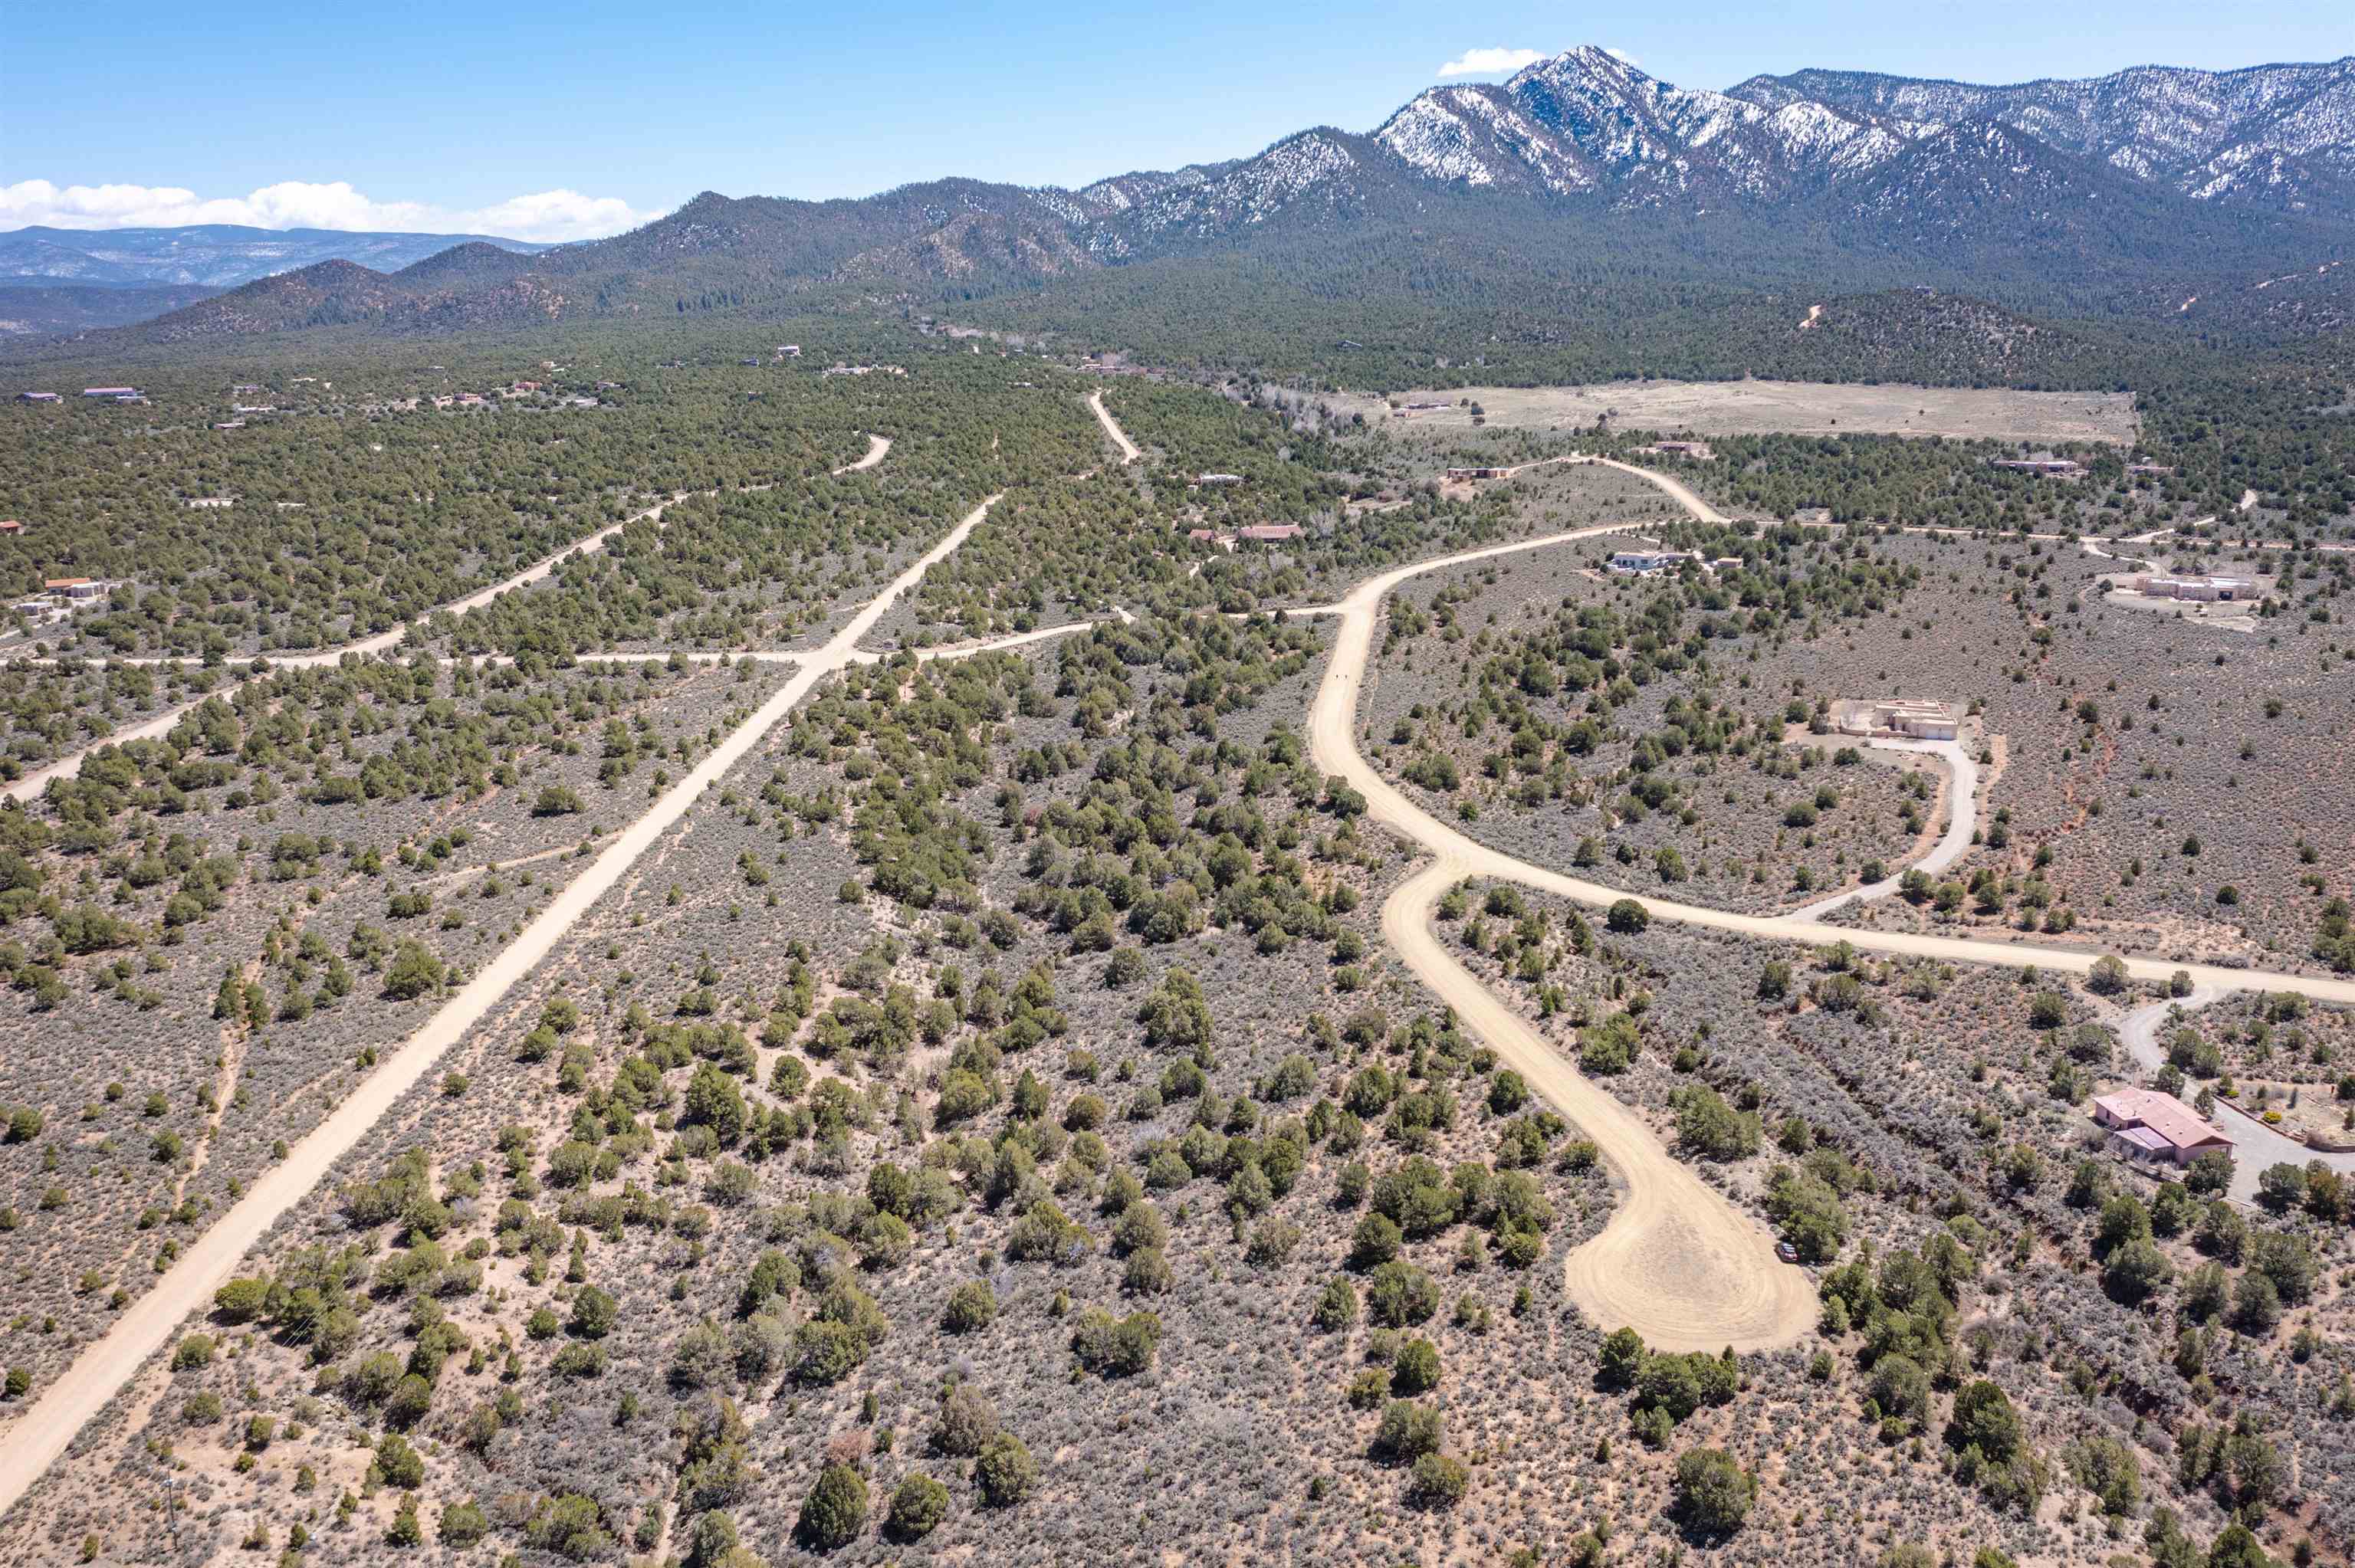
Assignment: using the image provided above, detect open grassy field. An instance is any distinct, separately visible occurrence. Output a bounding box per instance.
[1341,380,2140,445]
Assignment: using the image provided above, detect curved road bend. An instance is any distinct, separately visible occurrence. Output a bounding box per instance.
[1306,516,2355,1349]
[0,494,998,1523]
[831,434,892,476]
[1310,520,1814,1350]
[1398,461,2355,1003]
[1385,860,1818,1350]
[1788,737,1978,923]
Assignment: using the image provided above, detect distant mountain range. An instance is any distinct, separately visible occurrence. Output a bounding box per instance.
[0,283,226,339]
[1371,48,2355,216]
[12,49,2353,361]
[0,224,551,290]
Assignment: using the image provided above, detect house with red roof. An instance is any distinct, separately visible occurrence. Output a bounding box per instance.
[2092,1088,2233,1167]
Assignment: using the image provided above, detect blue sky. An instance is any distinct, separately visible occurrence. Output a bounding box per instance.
[5,0,2350,241]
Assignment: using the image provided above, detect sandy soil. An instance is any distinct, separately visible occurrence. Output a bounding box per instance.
[1304,487,2355,1004]
[345,489,694,658]
[0,493,697,800]
[1343,380,2140,444]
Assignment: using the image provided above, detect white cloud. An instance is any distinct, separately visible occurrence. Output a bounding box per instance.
[1437,47,1546,79]
[1604,47,1641,66]
[0,179,654,244]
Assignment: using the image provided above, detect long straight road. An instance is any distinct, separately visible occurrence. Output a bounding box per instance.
[0,491,990,1524]
[8,437,2348,1508]
[1089,389,1141,464]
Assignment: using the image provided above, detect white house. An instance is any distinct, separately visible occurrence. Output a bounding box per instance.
[2133,574,2256,603]
[1609,540,1700,575]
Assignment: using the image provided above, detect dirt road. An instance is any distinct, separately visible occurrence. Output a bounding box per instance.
[1391,454,2354,998]
[1309,518,1813,1350]
[831,433,892,475]
[0,493,691,799]
[1580,454,1730,523]
[0,493,997,1524]
[1384,863,1818,1350]
[1306,508,2355,1348]
[1,433,899,802]
[0,490,682,802]
[1789,737,1977,923]
[1089,390,1141,464]
[342,490,694,659]
[2,697,210,803]
[1310,521,2355,1002]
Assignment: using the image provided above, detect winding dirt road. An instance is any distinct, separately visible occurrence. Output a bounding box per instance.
[0,492,991,1523]
[1306,507,2355,1350]
[1309,520,1815,1350]
[8,436,2349,1508]
[1788,737,1978,923]
[1346,458,2355,1002]
[1384,861,1818,1350]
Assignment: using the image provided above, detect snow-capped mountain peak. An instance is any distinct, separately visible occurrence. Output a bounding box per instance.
[1370,45,1913,204]
[1727,54,2355,214]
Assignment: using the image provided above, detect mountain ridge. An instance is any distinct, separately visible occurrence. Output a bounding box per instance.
[1727,54,2355,215]
[0,223,554,291]
[12,47,2354,360]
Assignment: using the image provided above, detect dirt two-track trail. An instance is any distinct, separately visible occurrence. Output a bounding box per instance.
[2,433,899,806]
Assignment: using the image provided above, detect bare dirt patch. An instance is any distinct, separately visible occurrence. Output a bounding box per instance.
[1344,381,2140,445]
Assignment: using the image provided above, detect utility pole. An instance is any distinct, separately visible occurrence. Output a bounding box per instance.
[149,1471,182,1565]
